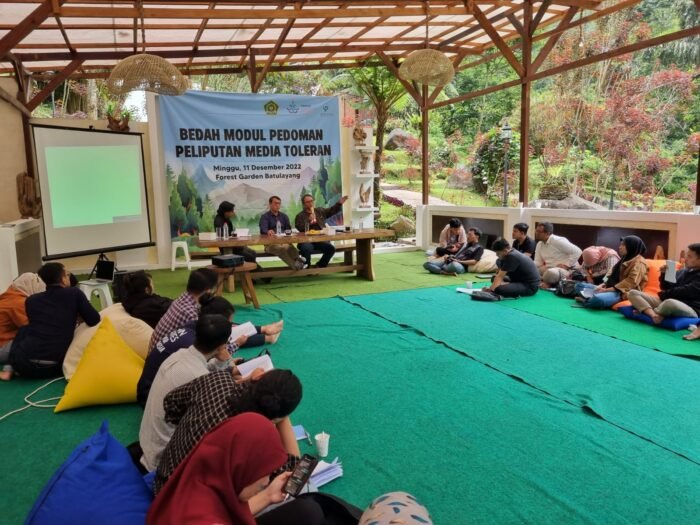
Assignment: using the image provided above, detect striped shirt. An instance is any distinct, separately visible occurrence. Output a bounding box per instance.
[138,346,230,471]
[149,292,199,351]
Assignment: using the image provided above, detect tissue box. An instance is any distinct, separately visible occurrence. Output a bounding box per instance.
[199,232,217,241]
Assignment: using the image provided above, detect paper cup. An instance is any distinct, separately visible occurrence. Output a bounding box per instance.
[315,432,330,457]
[465,281,473,289]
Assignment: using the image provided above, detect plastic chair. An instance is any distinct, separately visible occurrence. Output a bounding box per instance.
[171,241,192,271]
[78,281,113,309]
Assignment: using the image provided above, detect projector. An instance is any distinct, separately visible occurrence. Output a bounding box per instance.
[212,254,245,268]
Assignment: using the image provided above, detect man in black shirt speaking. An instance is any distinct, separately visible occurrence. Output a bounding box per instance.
[484,238,541,298]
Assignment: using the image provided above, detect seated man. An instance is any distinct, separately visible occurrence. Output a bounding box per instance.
[259,195,306,270]
[424,227,484,275]
[484,238,540,298]
[149,267,218,352]
[512,222,536,259]
[139,314,233,472]
[214,201,257,263]
[435,218,466,257]
[7,263,100,379]
[534,221,582,288]
[154,368,302,493]
[294,193,348,268]
[137,296,283,406]
[628,242,700,324]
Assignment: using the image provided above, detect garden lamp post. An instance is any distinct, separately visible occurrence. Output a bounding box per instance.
[500,121,513,207]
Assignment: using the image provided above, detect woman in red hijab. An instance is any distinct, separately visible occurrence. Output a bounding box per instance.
[147,412,325,525]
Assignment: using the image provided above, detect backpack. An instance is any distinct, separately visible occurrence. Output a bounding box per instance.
[555,279,577,298]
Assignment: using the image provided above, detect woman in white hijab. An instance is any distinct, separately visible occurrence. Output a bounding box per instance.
[0,273,46,379]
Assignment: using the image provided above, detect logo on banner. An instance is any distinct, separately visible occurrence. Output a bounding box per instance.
[286,102,299,114]
[264,101,279,115]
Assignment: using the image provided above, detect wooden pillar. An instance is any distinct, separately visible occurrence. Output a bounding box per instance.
[421,84,429,205]
[695,151,700,207]
[519,1,533,206]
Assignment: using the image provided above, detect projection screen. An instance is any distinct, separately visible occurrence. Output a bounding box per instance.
[32,125,153,260]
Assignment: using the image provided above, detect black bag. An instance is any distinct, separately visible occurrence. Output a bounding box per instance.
[570,268,587,282]
[470,290,502,302]
[555,279,578,298]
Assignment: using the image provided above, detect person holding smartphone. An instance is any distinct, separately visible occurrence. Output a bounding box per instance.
[148,412,327,525]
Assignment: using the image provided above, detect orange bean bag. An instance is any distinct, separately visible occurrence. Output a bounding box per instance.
[611,259,680,310]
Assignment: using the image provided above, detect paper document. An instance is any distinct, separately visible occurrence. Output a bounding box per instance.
[665,260,677,283]
[456,288,476,295]
[293,424,311,442]
[229,322,258,342]
[310,458,343,488]
[236,354,274,377]
[237,228,250,237]
[580,287,595,299]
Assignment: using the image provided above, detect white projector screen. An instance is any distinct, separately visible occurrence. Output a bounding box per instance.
[32,125,153,259]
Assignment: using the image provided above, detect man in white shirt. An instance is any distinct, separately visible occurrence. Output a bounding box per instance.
[534,221,582,288]
[139,314,233,471]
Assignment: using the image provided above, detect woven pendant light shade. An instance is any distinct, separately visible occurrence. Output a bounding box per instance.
[399,49,455,87]
[107,53,188,96]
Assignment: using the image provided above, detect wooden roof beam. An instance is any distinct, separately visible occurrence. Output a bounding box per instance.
[469,3,524,77]
[186,1,216,69]
[253,8,297,92]
[531,0,552,35]
[237,2,284,70]
[531,6,579,72]
[0,0,63,58]
[54,5,472,20]
[26,57,83,111]
[376,51,422,106]
[431,25,700,110]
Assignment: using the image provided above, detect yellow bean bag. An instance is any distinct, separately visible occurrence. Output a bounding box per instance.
[63,303,152,380]
[55,317,145,413]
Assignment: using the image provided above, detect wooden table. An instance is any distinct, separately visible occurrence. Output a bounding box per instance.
[207,261,260,308]
[197,228,394,281]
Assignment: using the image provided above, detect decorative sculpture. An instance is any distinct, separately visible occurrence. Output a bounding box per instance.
[352,108,367,146]
[359,183,372,208]
[16,172,42,218]
[107,112,130,132]
[359,150,373,173]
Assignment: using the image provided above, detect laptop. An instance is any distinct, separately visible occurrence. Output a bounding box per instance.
[94,260,115,283]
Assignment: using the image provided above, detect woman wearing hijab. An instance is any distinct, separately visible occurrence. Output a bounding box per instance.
[147,412,326,525]
[575,236,648,309]
[579,246,621,285]
[0,273,46,380]
[214,201,258,264]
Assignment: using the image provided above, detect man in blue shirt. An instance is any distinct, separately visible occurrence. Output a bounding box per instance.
[259,195,306,270]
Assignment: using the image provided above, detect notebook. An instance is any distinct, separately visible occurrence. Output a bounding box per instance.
[229,322,258,342]
[310,459,343,488]
[236,353,274,377]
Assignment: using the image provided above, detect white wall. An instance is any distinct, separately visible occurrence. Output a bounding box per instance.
[418,204,700,257]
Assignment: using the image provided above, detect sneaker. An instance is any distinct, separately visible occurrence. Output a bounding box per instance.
[293,256,306,270]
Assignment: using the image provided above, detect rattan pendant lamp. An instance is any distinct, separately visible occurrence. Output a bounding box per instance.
[107,1,188,96]
[398,1,455,87]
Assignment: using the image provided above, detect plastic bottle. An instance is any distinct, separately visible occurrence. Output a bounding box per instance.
[276,219,282,235]
[223,222,229,240]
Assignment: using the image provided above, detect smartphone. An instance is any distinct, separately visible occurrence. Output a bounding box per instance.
[283,454,318,497]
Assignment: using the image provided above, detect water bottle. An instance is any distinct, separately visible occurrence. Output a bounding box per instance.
[276,219,282,235]
[223,222,229,240]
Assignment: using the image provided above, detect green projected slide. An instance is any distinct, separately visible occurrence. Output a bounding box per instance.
[45,145,142,228]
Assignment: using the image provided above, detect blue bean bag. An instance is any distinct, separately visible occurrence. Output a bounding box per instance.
[25,421,153,525]
[617,305,698,331]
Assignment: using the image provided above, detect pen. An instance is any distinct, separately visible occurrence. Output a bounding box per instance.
[306,432,313,446]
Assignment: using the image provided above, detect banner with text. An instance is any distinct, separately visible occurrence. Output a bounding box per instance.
[158,91,342,241]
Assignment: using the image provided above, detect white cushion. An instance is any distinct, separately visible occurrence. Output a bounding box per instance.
[468,249,499,274]
[63,303,153,380]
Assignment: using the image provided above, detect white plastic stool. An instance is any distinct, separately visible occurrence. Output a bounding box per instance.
[78,280,113,309]
[171,241,192,271]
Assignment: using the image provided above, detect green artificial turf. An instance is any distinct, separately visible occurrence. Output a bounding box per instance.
[3,293,700,524]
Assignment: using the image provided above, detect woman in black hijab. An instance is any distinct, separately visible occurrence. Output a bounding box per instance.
[578,235,649,309]
[213,201,257,263]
